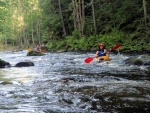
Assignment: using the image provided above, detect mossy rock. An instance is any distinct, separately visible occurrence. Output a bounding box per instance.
[139,55,150,65]
[27,51,45,56]
[0,59,11,68]
[124,58,143,65]
[124,55,150,66]
[1,81,12,85]
[139,55,150,60]
[133,59,143,65]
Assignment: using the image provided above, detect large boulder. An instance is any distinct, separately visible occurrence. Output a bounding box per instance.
[15,61,34,67]
[0,59,11,68]
[124,55,150,66]
[27,51,45,56]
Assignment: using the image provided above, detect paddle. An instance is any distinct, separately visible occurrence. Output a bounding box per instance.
[111,43,121,50]
[84,57,94,64]
[84,43,121,64]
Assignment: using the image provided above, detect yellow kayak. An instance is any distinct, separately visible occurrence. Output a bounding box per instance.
[95,56,110,62]
[27,48,47,53]
[27,48,32,52]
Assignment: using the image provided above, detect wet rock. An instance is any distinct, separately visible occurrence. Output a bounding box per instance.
[1,81,12,85]
[0,59,11,68]
[124,55,150,66]
[91,100,97,110]
[133,59,143,65]
[140,55,150,65]
[145,61,150,65]
[62,98,73,104]
[15,61,34,67]
[27,51,45,56]
[60,78,76,83]
[80,97,91,102]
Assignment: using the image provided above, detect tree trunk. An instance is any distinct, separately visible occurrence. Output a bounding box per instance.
[76,0,81,36]
[72,0,77,31]
[79,0,82,36]
[72,0,84,37]
[4,24,7,49]
[143,0,148,30]
[58,0,67,36]
[91,0,97,34]
[37,19,41,45]
[31,5,35,44]
[81,0,85,36]
[22,27,26,48]
[38,21,41,45]
[109,0,115,28]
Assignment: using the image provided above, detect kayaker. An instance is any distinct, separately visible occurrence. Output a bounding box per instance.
[34,44,41,52]
[95,43,108,61]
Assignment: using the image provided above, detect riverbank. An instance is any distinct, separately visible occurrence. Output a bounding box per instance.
[0,39,150,56]
[45,30,150,54]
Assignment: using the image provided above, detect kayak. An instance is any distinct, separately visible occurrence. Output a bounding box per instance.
[27,48,32,52]
[95,56,110,62]
[27,48,47,53]
[40,49,47,52]
[84,43,121,64]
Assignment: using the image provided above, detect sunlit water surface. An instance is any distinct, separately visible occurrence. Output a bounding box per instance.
[0,50,149,113]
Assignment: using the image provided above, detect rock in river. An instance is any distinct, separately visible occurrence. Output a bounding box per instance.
[0,59,11,68]
[124,55,150,66]
[15,61,34,67]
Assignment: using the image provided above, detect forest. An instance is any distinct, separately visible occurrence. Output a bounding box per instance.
[0,0,150,53]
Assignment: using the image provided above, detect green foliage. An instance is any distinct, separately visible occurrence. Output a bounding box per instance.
[66,36,77,51]
[92,29,124,49]
[0,0,150,53]
[55,40,67,51]
[72,30,80,39]
[46,39,57,51]
[76,36,88,50]
[86,35,96,48]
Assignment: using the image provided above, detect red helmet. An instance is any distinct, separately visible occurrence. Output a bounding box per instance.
[99,43,104,47]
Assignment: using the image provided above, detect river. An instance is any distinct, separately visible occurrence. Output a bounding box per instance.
[0,50,149,113]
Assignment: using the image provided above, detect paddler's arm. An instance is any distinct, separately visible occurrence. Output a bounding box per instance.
[106,51,110,55]
[106,48,112,55]
[95,51,99,58]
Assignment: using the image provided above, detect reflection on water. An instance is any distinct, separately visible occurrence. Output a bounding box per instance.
[0,50,150,112]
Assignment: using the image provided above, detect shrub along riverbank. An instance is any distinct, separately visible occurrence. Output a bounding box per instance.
[0,29,149,54]
[46,29,150,54]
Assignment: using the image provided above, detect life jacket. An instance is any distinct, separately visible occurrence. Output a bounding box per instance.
[98,49,106,56]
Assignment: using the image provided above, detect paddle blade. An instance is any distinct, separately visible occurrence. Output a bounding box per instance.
[112,43,121,50]
[84,57,94,63]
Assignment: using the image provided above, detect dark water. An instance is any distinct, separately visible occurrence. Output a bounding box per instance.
[0,50,150,113]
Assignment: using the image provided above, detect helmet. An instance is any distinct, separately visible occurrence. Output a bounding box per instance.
[99,43,104,47]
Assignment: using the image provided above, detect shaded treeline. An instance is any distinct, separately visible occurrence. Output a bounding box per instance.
[0,0,150,52]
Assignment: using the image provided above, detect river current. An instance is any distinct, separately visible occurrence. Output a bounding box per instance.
[0,50,149,113]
